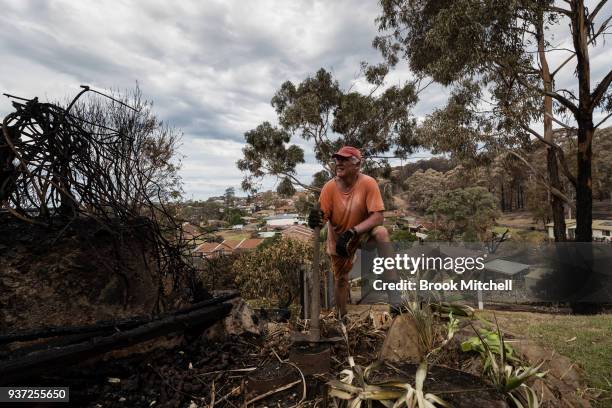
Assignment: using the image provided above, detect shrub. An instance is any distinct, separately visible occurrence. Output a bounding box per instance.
[233,238,311,308]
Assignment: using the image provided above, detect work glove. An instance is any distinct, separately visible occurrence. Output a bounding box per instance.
[308,208,324,229]
[336,228,357,258]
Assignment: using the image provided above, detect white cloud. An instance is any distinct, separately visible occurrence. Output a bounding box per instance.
[1,0,610,198]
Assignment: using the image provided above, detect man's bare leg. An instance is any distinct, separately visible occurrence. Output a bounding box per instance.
[331,255,352,317]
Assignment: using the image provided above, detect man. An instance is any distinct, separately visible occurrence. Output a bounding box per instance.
[308,146,395,316]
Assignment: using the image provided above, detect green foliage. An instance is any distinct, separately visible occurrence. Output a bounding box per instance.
[294,194,315,216]
[406,169,447,212]
[237,122,305,193]
[238,67,420,192]
[259,190,275,208]
[224,207,245,226]
[427,187,499,241]
[375,0,612,243]
[390,229,418,242]
[461,329,519,370]
[233,238,311,308]
[257,233,281,251]
[430,302,474,318]
[311,170,332,190]
[195,253,240,291]
[276,177,295,197]
[463,319,547,408]
[402,302,460,361]
[224,187,235,207]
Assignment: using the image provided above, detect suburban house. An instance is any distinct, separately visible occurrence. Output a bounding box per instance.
[265,213,305,229]
[181,222,200,240]
[393,217,433,239]
[281,224,314,242]
[193,238,264,258]
[546,219,612,241]
[275,204,295,214]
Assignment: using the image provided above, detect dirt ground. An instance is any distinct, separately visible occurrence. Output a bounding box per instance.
[7,304,601,408]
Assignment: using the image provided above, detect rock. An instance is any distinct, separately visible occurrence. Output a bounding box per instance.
[512,340,591,408]
[207,297,261,339]
[370,308,392,330]
[344,304,392,330]
[451,323,591,408]
[379,314,424,362]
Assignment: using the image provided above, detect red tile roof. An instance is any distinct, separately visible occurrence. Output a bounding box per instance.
[281,225,314,242]
[193,238,263,256]
[235,238,264,250]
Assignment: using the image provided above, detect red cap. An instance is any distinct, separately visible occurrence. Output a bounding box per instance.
[332,146,362,161]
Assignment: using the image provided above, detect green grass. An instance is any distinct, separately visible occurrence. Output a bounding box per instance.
[479,310,612,407]
[492,226,547,243]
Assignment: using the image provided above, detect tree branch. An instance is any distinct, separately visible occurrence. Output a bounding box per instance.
[588,0,608,24]
[267,167,321,193]
[551,17,609,77]
[544,112,574,130]
[590,68,612,111]
[592,15,612,41]
[549,6,572,16]
[507,151,575,209]
[595,111,612,128]
[518,76,580,115]
[522,125,577,187]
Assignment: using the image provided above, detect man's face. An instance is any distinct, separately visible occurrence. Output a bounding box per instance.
[334,156,359,178]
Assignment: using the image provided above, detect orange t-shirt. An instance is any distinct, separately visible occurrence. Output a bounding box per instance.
[319,174,385,256]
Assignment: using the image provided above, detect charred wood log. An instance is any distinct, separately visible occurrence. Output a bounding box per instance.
[0,291,238,345]
[0,302,232,385]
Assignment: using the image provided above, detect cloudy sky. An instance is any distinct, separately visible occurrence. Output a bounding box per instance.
[1,1,610,199]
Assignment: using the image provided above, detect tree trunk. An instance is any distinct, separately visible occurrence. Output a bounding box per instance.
[538,9,566,241]
[575,121,593,242]
[571,0,593,243]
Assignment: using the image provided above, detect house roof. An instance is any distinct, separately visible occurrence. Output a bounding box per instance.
[265,213,300,220]
[222,240,243,249]
[281,225,314,241]
[484,259,530,276]
[193,241,234,254]
[194,238,263,254]
[593,220,612,231]
[236,238,264,249]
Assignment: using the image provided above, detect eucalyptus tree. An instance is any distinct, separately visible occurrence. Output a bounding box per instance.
[375,0,612,242]
[237,67,422,194]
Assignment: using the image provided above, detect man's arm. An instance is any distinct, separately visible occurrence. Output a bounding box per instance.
[353,211,383,235]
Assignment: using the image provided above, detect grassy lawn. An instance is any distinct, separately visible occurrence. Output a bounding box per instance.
[492,226,547,243]
[218,230,253,240]
[478,310,612,407]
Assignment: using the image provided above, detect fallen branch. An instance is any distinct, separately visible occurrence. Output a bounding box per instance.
[244,380,302,406]
[0,302,232,385]
[0,291,239,345]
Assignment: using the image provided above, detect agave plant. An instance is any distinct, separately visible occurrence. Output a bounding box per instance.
[401,301,460,361]
[429,302,475,318]
[327,362,449,408]
[464,317,547,408]
[328,320,449,408]
[461,328,520,371]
